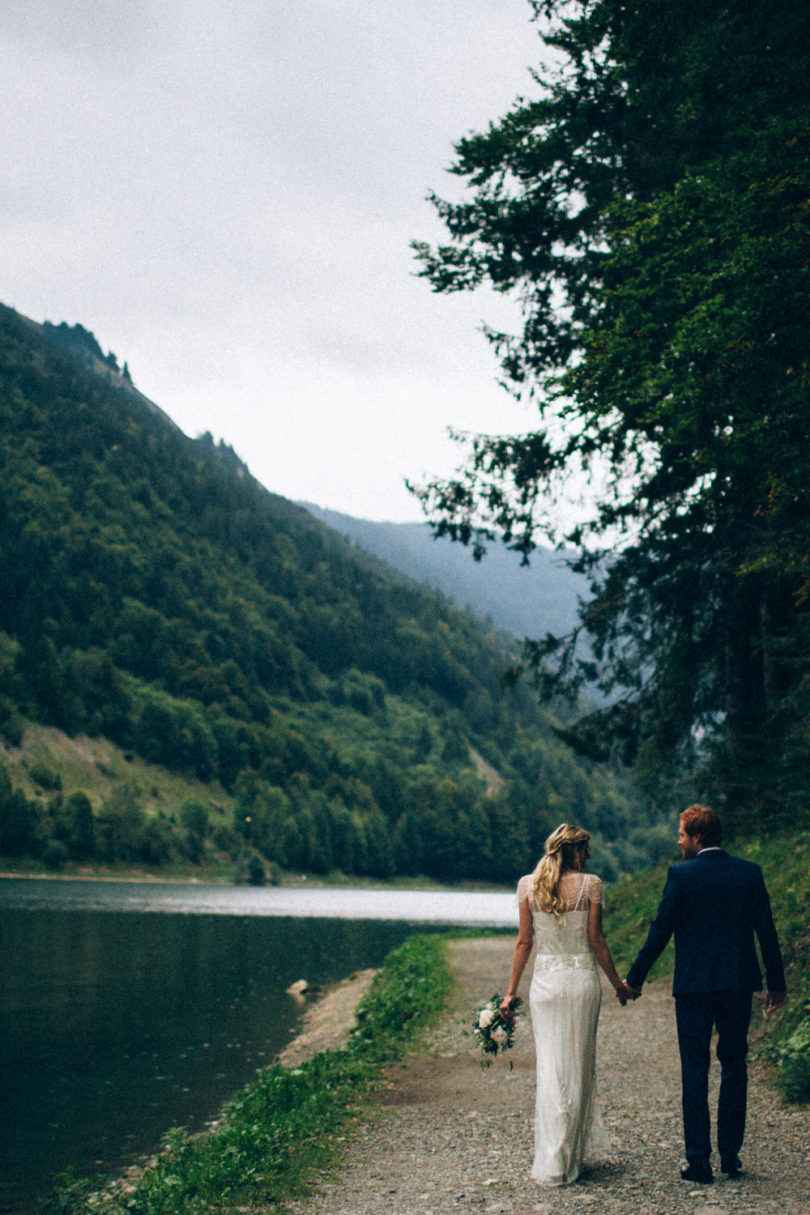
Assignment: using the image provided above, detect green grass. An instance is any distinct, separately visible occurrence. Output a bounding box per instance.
[35,934,455,1215]
[603,855,675,978]
[603,830,810,1103]
[734,832,810,1102]
[2,723,234,819]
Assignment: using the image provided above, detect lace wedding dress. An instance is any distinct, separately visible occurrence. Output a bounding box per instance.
[517,870,611,1186]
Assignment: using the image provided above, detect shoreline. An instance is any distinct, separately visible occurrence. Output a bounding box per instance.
[121,968,380,1164]
[275,969,378,1068]
[45,934,453,1214]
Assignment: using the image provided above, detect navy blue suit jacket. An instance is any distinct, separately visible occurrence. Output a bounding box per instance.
[626,849,786,996]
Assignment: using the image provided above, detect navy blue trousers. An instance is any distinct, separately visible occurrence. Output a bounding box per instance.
[675,990,752,1167]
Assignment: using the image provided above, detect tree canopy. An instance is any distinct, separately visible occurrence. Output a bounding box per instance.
[412,0,810,829]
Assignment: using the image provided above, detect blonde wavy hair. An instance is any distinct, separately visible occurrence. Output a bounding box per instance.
[530,823,591,919]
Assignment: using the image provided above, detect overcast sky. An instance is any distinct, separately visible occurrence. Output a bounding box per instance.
[3,0,552,523]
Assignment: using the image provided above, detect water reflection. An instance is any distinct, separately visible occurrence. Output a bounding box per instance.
[0,877,516,924]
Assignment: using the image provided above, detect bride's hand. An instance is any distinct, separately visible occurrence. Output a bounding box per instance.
[499,995,517,1021]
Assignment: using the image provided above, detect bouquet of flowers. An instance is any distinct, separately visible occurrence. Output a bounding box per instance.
[471,993,522,1068]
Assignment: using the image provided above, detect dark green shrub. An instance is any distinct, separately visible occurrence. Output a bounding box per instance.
[43,838,69,869]
[0,702,24,745]
[247,856,266,885]
[28,762,61,791]
[778,1022,810,1102]
[63,791,95,860]
[0,765,37,855]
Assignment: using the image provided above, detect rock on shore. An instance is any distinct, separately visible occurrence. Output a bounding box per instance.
[277,969,377,1068]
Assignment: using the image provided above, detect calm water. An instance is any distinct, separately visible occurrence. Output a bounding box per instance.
[0,879,515,1212]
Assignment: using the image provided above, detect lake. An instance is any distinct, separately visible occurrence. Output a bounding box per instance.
[0,878,516,1213]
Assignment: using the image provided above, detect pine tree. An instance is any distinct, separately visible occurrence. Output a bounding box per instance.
[413,0,810,827]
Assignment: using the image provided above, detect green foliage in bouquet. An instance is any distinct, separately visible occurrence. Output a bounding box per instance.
[472,993,522,1069]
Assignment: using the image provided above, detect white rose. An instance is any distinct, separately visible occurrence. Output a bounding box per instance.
[478,1007,495,1029]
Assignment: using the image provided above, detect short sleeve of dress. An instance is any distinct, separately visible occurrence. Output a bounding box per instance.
[517,874,532,904]
[586,874,604,905]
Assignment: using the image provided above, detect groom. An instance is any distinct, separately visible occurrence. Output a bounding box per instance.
[624,805,786,1185]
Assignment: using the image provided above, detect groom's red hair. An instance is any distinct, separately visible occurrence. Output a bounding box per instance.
[680,804,722,847]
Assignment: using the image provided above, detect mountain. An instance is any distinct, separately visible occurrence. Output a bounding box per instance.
[0,303,666,882]
[301,504,589,641]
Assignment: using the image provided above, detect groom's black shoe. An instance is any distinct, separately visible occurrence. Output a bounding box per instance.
[721,1156,744,1179]
[680,1162,714,1184]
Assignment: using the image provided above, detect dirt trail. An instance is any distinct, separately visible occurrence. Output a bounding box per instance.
[281,937,809,1215]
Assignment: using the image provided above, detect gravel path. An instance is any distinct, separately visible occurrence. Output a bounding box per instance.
[282,937,810,1215]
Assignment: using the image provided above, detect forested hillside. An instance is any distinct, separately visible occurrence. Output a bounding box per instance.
[0,304,664,881]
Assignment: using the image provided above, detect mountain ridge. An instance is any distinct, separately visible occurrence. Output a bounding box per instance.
[0,302,665,882]
[301,503,589,641]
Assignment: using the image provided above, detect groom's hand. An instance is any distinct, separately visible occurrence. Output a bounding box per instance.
[765,990,787,1015]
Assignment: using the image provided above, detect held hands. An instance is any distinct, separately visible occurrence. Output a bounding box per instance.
[615,980,642,1005]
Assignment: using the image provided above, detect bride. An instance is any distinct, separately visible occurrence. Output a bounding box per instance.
[500,823,628,1186]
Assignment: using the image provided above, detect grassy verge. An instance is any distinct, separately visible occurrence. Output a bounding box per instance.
[36,934,455,1215]
[603,830,810,1103]
[735,832,810,1103]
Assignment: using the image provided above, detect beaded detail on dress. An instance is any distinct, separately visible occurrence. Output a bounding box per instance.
[534,952,594,972]
[517,870,604,912]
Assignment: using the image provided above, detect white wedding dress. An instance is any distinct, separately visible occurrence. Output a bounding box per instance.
[517,870,610,1186]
